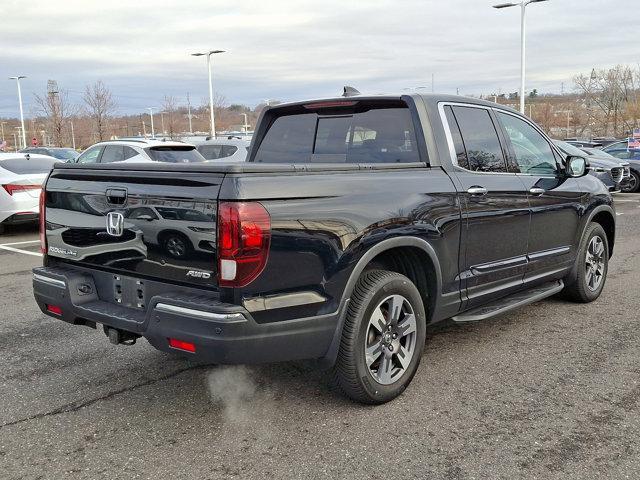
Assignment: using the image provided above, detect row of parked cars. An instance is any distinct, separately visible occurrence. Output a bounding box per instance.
[0,132,637,235]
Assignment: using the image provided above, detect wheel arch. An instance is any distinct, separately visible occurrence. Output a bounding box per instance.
[586,205,615,257]
[321,237,443,367]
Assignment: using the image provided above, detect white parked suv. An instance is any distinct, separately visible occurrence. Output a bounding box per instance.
[195,138,249,162]
[74,138,206,164]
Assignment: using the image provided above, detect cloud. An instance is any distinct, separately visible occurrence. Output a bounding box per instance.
[0,0,636,116]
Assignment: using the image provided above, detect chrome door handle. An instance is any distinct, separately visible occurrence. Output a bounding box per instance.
[467,186,488,196]
[529,187,545,196]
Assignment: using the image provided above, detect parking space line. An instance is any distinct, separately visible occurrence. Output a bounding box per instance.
[0,245,42,257]
[0,240,40,247]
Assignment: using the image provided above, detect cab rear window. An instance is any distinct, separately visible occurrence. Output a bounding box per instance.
[253,105,421,164]
[0,157,58,174]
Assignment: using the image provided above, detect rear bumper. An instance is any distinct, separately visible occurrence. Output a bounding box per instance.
[32,266,338,364]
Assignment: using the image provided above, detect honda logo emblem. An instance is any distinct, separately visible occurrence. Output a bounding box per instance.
[106,212,124,237]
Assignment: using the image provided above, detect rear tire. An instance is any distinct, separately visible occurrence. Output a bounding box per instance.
[621,171,640,193]
[563,223,609,303]
[334,270,426,404]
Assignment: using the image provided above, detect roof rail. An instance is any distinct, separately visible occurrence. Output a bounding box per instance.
[106,138,149,144]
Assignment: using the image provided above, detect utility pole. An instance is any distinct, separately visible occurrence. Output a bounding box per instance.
[147,107,155,137]
[186,93,193,134]
[70,121,76,149]
[140,114,146,137]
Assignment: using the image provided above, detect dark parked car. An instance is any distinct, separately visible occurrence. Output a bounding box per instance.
[20,147,78,162]
[553,140,626,191]
[33,93,614,404]
[602,141,640,192]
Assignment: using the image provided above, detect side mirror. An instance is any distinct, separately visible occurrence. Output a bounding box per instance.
[566,156,588,178]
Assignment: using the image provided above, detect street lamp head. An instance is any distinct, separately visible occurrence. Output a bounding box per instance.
[191,52,205,57]
[526,0,549,4]
[9,76,27,80]
[492,2,518,8]
[210,50,225,55]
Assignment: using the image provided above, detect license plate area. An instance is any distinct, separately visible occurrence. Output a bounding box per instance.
[113,274,146,310]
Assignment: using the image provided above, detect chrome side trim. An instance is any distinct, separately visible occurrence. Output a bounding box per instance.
[527,246,571,260]
[244,291,327,312]
[471,255,528,275]
[155,303,247,323]
[32,273,66,288]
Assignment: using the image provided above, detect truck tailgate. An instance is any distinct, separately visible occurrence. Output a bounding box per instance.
[44,168,223,289]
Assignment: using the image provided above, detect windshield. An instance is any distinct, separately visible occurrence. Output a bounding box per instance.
[50,149,78,160]
[553,140,585,157]
[145,146,205,163]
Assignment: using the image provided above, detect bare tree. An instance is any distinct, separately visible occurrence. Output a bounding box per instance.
[83,80,116,141]
[162,95,178,138]
[34,86,75,147]
[574,65,640,137]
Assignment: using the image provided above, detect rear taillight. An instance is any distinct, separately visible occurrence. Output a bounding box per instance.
[39,189,47,254]
[168,338,196,353]
[2,184,41,195]
[46,304,62,315]
[217,202,271,287]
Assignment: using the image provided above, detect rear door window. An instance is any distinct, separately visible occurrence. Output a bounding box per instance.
[198,145,224,160]
[451,106,507,173]
[221,145,239,158]
[100,145,125,163]
[254,106,420,163]
[124,146,139,159]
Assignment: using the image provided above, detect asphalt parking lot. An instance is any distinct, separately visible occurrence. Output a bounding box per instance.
[2,194,639,480]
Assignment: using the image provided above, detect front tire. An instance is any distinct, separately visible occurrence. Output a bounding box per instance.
[334,270,426,404]
[621,171,640,193]
[563,223,609,303]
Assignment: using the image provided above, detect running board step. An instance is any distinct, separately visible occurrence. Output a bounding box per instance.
[451,280,564,323]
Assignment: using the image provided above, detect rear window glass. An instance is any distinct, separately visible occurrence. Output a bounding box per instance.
[253,107,421,163]
[146,146,204,163]
[0,157,58,174]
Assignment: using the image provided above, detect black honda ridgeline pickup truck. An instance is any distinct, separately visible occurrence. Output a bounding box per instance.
[33,93,615,403]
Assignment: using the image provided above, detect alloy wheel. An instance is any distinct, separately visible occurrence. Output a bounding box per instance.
[166,236,187,258]
[585,236,605,292]
[364,294,418,385]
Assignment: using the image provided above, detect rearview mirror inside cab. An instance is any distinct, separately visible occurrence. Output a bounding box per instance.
[566,156,587,177]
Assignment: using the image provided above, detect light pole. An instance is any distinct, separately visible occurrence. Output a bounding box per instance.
[240,113,250,133]
[9,75,27,148]
[70,121,76,149]
[146,107,155,138]
[191,50,225,138]
[492,0,548,114]
[1,122,6,142]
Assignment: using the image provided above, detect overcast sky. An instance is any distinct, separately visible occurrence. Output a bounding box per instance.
[0,0,636,117]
